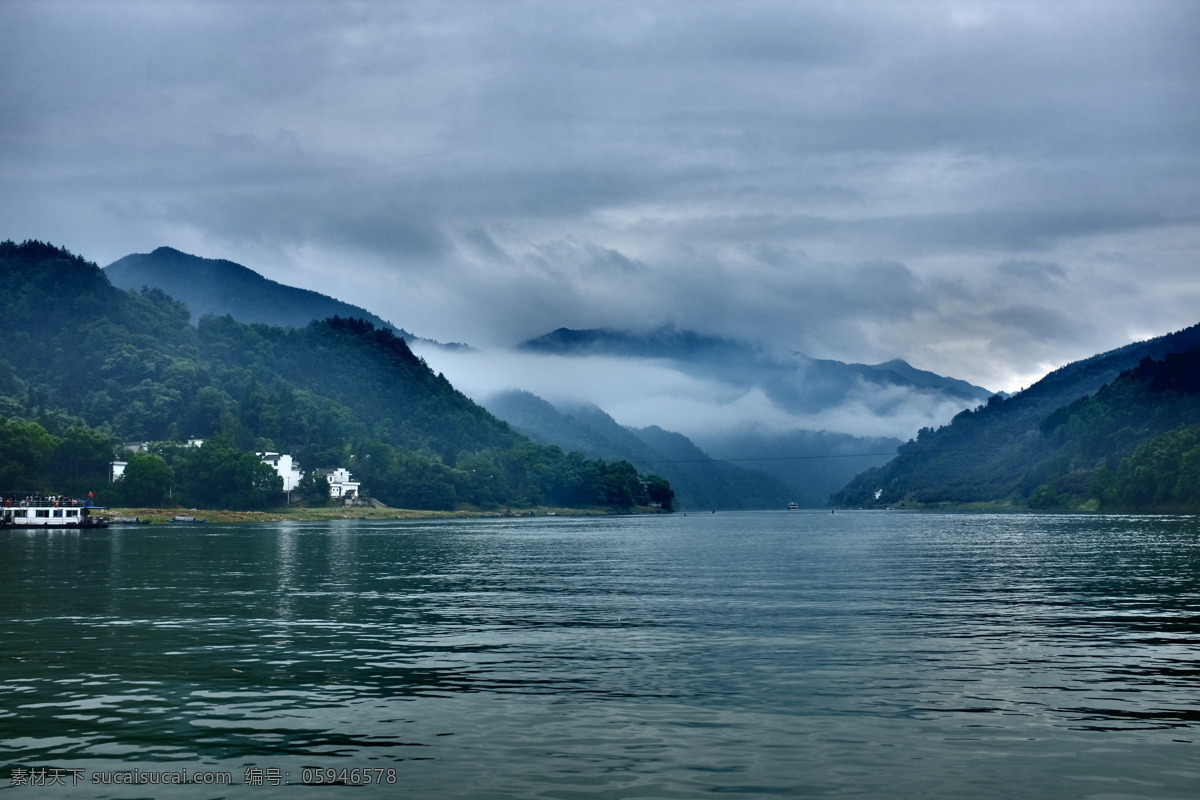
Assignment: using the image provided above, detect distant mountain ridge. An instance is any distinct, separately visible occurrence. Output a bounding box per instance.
[519,326,747,362]
[518,326,993,414]
[105,247,464,349]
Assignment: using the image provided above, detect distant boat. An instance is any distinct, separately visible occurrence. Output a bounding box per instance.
[169,515,207,524]
[787,502,798,510]
[1,496,108,529]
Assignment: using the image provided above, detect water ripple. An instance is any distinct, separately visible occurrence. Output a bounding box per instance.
[2,512,1198,798]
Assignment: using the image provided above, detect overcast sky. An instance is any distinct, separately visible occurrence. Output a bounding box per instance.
[4,0,1199,396]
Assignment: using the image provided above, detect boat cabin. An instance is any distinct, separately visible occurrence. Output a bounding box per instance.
[1,497,108,529]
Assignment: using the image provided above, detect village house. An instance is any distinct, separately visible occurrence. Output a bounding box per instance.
[258,452,304,492]
[325,467,361,501]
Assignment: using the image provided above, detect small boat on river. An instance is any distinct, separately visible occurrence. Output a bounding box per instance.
[787,502,798,510]
[1,496,108,529]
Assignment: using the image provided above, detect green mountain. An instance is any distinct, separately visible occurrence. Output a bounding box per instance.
[833,323,1200,511]
[0,240,670,511]
[483,389,793,510]
[105,246,465,349]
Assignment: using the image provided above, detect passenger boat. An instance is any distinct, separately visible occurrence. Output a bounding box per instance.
[787,502,798,510]
[1,496,108,529]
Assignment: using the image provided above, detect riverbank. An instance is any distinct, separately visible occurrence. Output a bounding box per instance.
[101,505,666,524]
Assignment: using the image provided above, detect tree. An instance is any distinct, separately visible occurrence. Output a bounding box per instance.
[294,470,330,506]
[109,453,174,507]
[644,475,675,511]
[173,435,281,510]
[0,418,58,494]
[46,425,114,497]
[454,452,506,508]
[231,452,283,509]
[1028,484,1066,509]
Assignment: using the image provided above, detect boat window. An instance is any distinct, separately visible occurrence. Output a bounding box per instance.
[35,509,50,518]
[14,510,26,518]
[66,509,78,517]
[53,509,64,517]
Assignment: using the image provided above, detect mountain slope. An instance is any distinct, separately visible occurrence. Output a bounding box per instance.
[624,424,796,511]
[833,323,1200,509]
[105,246,462,348]
[483,389,793,510]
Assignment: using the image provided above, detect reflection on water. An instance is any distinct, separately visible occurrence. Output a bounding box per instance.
[1,512,1198,798]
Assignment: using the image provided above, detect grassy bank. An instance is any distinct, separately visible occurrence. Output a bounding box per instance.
[102,505,663,524]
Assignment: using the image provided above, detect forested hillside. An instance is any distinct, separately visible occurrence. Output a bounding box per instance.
[0,240,672,512]
[105,246,460,347]
[484,389,793,510]
[833,324,1200,512]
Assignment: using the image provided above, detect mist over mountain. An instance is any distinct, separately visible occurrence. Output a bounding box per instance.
[518,326,992,416]
[103,249,990,451]
[694,428,903,509]
[101,246,998,508]
[105,247,465,350]
[483,390,793,510]
[519,326,748,362]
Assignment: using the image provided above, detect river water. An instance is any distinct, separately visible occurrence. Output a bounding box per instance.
[1,511,1197,798]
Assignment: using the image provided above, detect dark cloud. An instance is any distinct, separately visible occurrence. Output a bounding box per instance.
[2,0,1198,402]
[998,260,1068,287]
[984,304,1077,342]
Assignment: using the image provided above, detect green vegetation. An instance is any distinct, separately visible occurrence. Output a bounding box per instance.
[105,246,422,338]
[0,240,672,513]
[833,338,1200,512]
[484,390,793,510]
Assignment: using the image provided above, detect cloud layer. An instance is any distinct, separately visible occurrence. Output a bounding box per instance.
[4,0,1199,394]
[412,345,972,443]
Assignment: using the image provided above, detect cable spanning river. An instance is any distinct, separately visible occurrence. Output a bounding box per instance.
[1,511,1197,798]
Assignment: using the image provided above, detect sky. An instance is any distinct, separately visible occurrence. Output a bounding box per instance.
[4,0,1199,415]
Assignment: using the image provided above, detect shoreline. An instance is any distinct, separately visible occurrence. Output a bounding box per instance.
[100,505,667,524]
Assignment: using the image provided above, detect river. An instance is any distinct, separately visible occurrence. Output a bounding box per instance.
[1,511,1197,798]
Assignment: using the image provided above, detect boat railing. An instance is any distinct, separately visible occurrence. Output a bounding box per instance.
[2,496,93,509]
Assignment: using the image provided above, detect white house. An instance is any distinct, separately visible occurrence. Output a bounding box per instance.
[259,452,304,492]
[110,461,127,482]
[326,467,361,500]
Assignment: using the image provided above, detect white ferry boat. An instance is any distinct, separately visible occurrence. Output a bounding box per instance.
[1,496,108,529]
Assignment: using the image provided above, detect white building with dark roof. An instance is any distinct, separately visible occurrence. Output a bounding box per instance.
[259,452,304,492]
